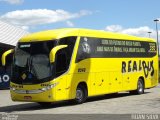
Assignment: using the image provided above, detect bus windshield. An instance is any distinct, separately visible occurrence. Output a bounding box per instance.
[12,40,57,84]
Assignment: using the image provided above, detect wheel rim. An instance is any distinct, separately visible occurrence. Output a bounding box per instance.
[138,80,143,93]
[76,89,83,101]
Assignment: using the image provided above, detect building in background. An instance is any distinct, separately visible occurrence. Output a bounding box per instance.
[0,20,29,89]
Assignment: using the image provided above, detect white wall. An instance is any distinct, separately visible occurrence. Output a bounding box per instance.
[0,20,29,46]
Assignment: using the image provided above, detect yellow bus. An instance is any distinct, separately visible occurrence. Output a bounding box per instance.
[2,28,158,106]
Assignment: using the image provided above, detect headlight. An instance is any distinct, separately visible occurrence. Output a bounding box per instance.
[41,87,47,91]
[10,82,59,94]
[10,87,16,91]
[41,82,59,91]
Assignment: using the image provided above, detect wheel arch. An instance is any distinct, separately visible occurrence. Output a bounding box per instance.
[77,81,88,96]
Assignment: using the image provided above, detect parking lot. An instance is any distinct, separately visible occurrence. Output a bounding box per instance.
[0,85,160,114]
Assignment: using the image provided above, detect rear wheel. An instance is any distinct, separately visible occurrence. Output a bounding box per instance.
[137,78,144,94]
[74,85,88,104]
[130,78,144,95]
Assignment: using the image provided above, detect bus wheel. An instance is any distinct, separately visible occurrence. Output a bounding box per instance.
[38,102,52,107]
[74,85,87,104]
[137,78,144,94]
[130,78,144,95]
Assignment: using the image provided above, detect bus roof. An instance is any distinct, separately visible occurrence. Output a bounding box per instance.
[20,28,156,42]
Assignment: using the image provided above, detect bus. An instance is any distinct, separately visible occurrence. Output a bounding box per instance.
[0,43,14,89]
[2,28,158,106]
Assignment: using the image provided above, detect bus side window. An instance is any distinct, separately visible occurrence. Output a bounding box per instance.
[55,36,76,77]
[55,50,67,77]
[76,37,91,62]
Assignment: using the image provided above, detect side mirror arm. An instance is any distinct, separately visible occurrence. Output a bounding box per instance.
[49,45,68,63]
[2,49,14,66]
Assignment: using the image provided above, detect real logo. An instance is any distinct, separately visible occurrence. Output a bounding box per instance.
[122,60,154,78]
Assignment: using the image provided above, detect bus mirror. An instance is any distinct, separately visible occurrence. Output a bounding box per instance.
[49,45,68,63]
[2,49,14,66]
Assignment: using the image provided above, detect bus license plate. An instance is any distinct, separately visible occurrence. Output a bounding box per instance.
[24,96,32,100]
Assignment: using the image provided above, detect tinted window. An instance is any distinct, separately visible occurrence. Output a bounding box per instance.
[55,37,77,77]
[76,37,157,62]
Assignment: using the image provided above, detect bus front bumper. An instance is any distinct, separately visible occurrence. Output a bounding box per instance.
[10,86,56,102]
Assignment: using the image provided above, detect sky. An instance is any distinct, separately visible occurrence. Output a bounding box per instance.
[0,0,160,40]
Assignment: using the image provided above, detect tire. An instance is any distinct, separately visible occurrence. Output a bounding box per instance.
[130,78,144,95]
[137,78,144,94]
[74,85,88,104]
[38,102,52,107]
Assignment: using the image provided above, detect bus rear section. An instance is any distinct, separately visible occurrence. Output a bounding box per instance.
[74,37,158,97]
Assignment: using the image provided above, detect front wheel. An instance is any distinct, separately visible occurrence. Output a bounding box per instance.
[74,85,88,104]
